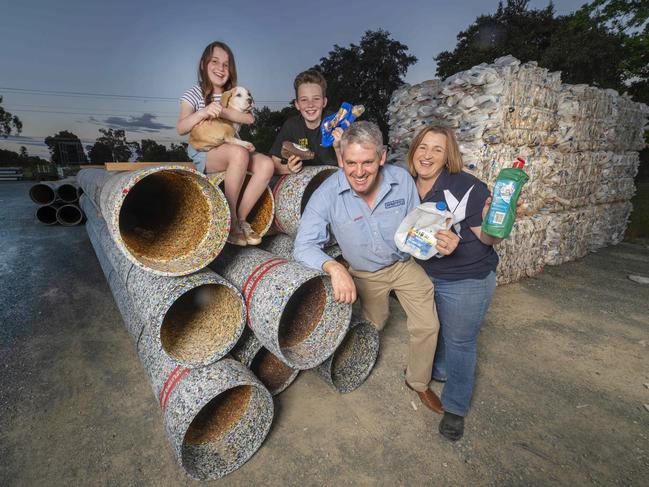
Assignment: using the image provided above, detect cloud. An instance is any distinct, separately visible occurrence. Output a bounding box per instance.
[89,113,173,133]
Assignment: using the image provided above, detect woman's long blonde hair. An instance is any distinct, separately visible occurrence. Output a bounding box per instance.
[406,125,464,177]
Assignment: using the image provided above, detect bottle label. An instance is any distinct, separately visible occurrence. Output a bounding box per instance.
[487,179,516,226]
[405,227,435,254]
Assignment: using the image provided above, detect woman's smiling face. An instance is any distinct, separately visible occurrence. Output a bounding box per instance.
[413,131,447,182]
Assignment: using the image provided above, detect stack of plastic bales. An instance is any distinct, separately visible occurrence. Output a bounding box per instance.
[387,55,648,284]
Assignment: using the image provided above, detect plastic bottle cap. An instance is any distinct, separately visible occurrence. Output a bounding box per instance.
[436,201,447,211]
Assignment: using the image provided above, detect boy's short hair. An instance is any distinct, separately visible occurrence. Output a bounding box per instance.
[293,70,327,98]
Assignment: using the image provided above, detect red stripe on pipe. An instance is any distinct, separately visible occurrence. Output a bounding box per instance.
[242,258,285,297]
[162,367,190,412]
[159,365,181,407]
[244,260,287,326]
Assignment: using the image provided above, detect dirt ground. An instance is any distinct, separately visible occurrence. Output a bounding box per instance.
[1,181,648,486]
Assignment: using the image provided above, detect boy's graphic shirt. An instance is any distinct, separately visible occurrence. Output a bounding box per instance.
[270,114,337,167]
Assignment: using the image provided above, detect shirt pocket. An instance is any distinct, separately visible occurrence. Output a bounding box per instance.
[377,209,403,244]
[333,218,370,251]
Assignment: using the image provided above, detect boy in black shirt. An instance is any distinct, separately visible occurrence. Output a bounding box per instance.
[270,70,342,174]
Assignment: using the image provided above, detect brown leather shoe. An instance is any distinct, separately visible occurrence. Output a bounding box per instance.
[406,379,443,414]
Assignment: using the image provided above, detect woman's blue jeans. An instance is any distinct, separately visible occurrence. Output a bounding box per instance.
[430,271,496,416]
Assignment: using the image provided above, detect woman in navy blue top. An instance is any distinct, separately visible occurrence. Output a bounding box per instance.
[407,125,503,441]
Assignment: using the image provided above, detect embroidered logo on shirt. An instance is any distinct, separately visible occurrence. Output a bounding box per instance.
[384,198,405,209]
[353,215,364,222]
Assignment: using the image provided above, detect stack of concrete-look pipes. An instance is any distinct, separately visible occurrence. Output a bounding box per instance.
[29,178,85,226]
[77,165,354,479]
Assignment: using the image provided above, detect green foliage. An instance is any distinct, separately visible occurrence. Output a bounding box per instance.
[44,130,87,165]
[0,147,48,166]
[0,96,23,138]
[239,105,298,154]
[435,0,648,104]
[312,29,417,139]
[136,139,191,162]
[85,128,138,163]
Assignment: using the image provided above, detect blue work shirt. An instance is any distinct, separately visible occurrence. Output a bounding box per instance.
[294,164,419,272]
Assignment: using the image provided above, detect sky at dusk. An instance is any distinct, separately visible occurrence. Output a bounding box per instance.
[0,0,587,160]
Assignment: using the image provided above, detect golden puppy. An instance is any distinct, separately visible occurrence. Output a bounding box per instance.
[189,86,254,151]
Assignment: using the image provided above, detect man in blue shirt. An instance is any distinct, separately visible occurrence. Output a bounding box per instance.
[294,121,457,414]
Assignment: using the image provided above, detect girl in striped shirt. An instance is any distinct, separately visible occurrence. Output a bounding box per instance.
[177,41,273,246]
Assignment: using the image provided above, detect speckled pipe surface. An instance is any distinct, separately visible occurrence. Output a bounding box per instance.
[81,195,245,365]
[230,328,299,395]
[85,217,273,480]
[78,166,229,276]
[260,233,342,262]
[271,165,338,236]
[210,245,351,369]
[208,172,275,237]
[314,317,380,394]
[138,322,274,480]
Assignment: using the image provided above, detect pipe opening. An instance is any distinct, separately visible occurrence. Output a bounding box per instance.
[250,348,294,393]
[119,171,210,266]
[330,323,378,391]
[30,184,56,205]
[184,385,252,445]
[36,205,58,225]
[278,277,326,348]
[57,204,83,225]
[161,284,241,363]
[300,169,337,213]
[57,184,78,203]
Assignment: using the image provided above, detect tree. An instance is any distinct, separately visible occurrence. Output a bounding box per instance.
[137,139,169,161]
[44,130,87,165]
[312,29,417,139]
[86,128,138,163]
[0,96,23,138]
[19,146,28,160]
[435,0,633,98]
[239,105,298,154]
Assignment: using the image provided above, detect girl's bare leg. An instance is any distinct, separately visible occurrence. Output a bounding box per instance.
[205,144,250,223]
[237,152,274,222]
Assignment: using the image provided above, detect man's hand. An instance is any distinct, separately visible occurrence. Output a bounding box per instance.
[287,155,303,174]
[435,229,459,255]
[322,260,356,304]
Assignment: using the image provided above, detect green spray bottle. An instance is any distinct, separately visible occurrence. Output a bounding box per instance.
[481,156,528,239]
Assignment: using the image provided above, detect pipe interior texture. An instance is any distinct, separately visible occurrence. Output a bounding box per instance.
[36,204,59,225]
[315,318,380,394]
[56,204,83,226]
[300,169,337,213]
[56,183,79,203]
[209,172,274,237]
[29,183,56,205]
[119,171,210,266]
[160,284,243,364]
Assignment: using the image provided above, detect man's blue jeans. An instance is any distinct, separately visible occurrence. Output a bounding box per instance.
[429,271,496,416]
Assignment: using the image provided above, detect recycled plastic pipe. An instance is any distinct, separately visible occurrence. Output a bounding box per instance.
[208,172,275,238]
[260,233,344,263]
[29,182,57,205]
[313,317,380,394]
[82,195,245,365]
[35,203,60,225]
[84,219,273,480]
[230,328,299,395]
[271,165,337,236]
[56,203,84,226]
[78,166,229,276]
[210,245,351,370]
